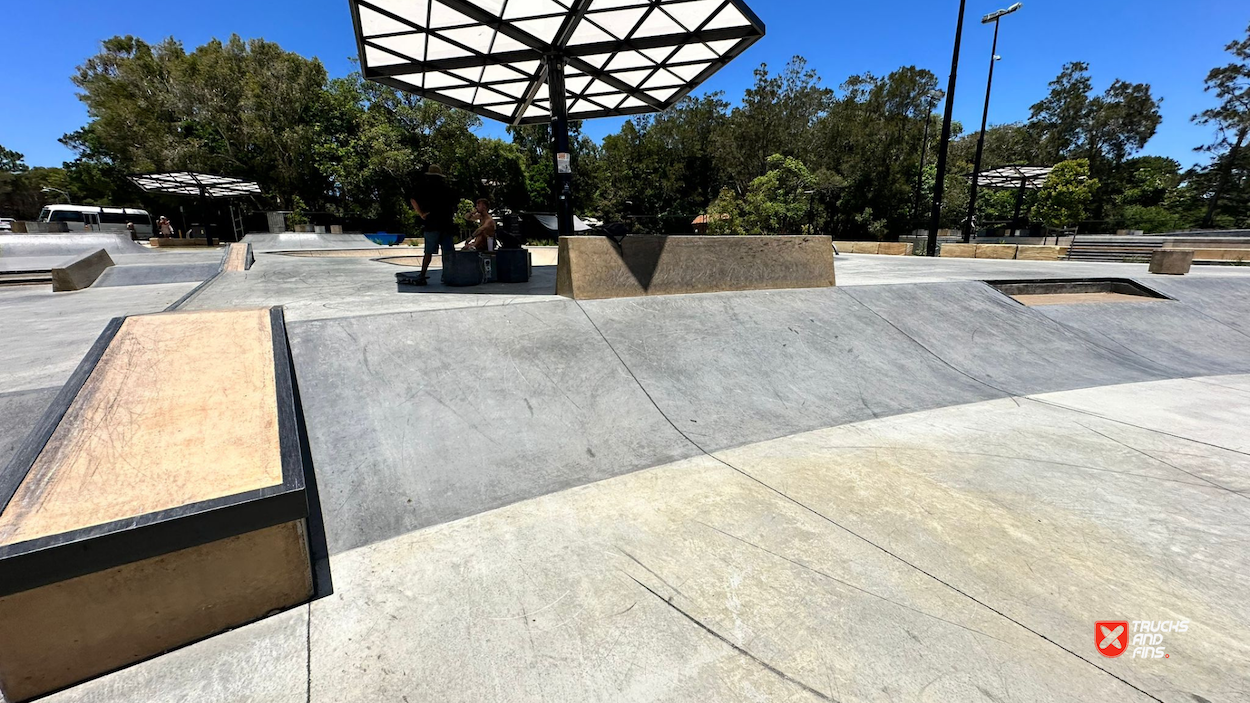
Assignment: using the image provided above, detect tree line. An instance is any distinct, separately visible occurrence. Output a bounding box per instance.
[1,24,1248,237]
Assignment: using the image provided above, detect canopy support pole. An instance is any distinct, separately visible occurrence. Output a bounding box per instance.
[546,55,574,239]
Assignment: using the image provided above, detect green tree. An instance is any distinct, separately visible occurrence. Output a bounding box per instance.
[1192,23,1250,228]
[716,58,832,192]
[0,146,28,174]
[66,35,330,207]
[1032,159,1100,231]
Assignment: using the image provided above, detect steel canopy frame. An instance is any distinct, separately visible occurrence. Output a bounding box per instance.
[130,172,263,199]
[347,0,765,236]
[963,165,1052,230]
[130,172,262,242]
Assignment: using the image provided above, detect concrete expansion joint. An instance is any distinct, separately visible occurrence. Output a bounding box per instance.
[572,298,1168,703]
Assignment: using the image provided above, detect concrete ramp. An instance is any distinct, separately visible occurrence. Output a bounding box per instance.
[1138,276,1250,336]
[92,262,221,289]
[0,234,151,259]
[242,233,406,253]
[0,308,314,702]
[842,281,1168,394]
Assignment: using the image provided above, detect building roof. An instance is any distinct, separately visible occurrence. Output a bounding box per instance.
[129,172,263,199]
[348,0,765,125]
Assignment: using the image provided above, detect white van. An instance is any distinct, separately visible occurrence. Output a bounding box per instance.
[37,205,154,237]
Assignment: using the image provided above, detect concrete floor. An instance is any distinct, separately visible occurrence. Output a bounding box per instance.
[10,247,1250,703]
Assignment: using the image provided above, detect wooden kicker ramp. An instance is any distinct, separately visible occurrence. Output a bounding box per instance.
[0,307,314,702]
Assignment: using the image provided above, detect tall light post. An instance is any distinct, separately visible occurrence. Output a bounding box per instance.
[40,187,72,204]
[964,2,1023,243]
[925,0,969,257]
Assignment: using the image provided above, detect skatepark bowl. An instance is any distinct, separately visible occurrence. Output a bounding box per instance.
[1,233,1250,702]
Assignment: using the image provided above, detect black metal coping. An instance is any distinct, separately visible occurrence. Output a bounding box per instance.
[984,278,1174,301]
[0,307,312,597]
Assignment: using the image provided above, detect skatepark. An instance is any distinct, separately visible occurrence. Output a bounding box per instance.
[1,231,1248,702]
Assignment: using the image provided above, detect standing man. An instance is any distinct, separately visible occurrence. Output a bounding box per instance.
[408,165,458,285]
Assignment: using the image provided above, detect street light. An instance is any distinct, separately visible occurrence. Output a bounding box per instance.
[925,0,969,257]
[40,187,72,204]
[964,2,1023,243]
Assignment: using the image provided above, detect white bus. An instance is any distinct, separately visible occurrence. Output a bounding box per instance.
[37,205,154,237]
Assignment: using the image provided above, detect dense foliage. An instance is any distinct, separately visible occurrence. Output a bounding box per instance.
[3,23,1249,237]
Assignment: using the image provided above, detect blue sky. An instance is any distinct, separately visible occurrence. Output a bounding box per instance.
[2,0,1245,169]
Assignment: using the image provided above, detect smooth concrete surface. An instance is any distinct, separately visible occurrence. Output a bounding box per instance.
[51,249,113,292]
[183,254,560,322]
[578,287,1002,452]
[830,252,1250,286]
[1142,276,1250,336]
[0,234,149,259]
[0,521,313,702]
[0,388,59,469]
[556,236,835,300]
[1033,298,1250,378]
[842,282,1167,395]
[92,262,220,288]
[242,233,403,252]
[0,282,198,393]
[34,376,1250,703]
[287,299,696,554]
[0,310,283,545]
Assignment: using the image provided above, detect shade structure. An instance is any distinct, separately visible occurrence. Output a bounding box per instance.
[967,165,1053,190]
[130,172,263,199]
[348,0,765,238]
[349,0,765,125]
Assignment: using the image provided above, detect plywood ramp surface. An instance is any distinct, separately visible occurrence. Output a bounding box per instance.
[1012,292,1155,306]
[0,309,282,546]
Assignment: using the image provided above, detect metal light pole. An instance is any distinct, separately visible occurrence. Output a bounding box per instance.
[545,55,575,240]
[926,0,968,257]
[964,3,1023,243]
[40,187,72,204]
[912,94,938,226]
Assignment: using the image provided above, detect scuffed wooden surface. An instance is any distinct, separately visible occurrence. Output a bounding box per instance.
[0,308,282,546]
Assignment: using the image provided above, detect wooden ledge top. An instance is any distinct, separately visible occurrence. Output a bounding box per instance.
[0,309,284,547]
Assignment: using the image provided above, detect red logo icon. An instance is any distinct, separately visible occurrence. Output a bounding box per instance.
[1097,621,1130,657]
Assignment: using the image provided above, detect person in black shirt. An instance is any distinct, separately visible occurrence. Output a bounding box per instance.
[408,165,458,284]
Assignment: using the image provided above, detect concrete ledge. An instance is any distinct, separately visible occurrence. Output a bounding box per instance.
[877,242,913,256]
[149,238,217,248]
[556,235,835,300]
[1015,245,1068,261]
[939,243,976,258]
[975,244,1018,260]
[851,241,880,254]
[0,308,314,701]
[1190,249,1250,262]
[51,249,114,292]
[1150,250,1194,275]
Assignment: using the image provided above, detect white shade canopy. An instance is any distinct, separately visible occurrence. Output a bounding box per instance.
[130,172,263,198]
[968,165,1053,190]
[349,0,765,124]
